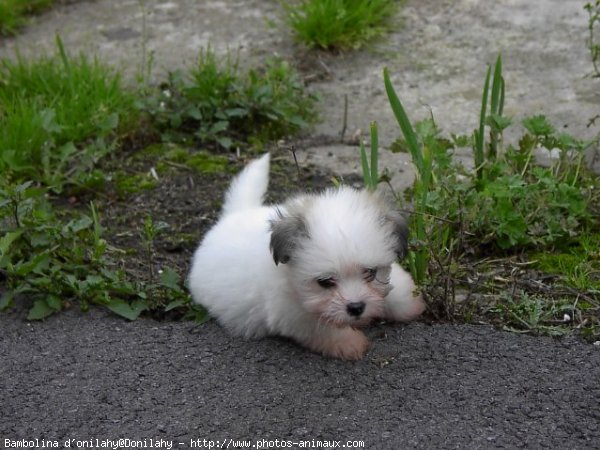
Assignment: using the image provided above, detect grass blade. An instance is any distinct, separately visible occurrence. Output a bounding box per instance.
[369,121,379,188]
[490,54,502,115]
[359,140,371,188]
[498,75,505,117]
[474,64,491,178]
[55,34,72,77]
[488,55,504,161]
[383,67,423,174]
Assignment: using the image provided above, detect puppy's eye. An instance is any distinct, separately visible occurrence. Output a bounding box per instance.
[364,268,377,282]
[317,277,336,289]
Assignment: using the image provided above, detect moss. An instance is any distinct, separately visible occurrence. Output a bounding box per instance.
[185,151,230,174]
[163,232,198,251]
[137,143,183,160]
[137,144,232,177]
[164,147,190,163]
[113,171,158,197]
[532,253,582,274]
[530,233,600,291]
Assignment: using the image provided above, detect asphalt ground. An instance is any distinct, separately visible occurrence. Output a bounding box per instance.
[1,305,599,450]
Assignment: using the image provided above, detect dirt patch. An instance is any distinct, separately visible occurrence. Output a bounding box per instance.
[89,144,359,301]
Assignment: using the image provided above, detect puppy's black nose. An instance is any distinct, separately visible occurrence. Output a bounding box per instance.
[346,302,366,317]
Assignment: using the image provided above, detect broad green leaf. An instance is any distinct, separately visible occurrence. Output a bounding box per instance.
[187,106,202,120]
[216,136,232,149]
[98,113,119,133]
[208,117,228,133]
[159,266,181,291]
[65,215,93,234]
[286,115,308,127]
[165,299,186,312]
[84,274,105,287]
[0,292,13,310]
[106,299,148,321]
[0,230,23,256]
[188,304,210,324]
[40,108,63,134]
[29,231,51,248]
[27,299,56,320]
[14,181,34,194]
[225,108,247,117]
[15,252,50,276]
[46,295,62,311]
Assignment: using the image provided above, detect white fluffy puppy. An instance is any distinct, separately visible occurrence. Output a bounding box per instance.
[188,154,425,360]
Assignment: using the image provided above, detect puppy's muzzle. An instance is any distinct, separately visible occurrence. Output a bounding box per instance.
[346,301,366,317]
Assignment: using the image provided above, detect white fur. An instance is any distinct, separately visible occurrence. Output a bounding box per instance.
[188,153,425,360]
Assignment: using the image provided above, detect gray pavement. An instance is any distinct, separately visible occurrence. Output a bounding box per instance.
[1,306,599,449]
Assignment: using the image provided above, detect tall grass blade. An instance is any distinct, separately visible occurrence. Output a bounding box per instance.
[382,68,431,285]
[490,54,502,115]
[488,54,503,160]
[498,75,505,117]
[369,121,379,188]
[383,68,423,174]
[474,65,491,178]
[55,34,71,76]
[359,140,371,188]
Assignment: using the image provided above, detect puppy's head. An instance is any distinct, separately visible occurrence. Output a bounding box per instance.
[270,187,408,327]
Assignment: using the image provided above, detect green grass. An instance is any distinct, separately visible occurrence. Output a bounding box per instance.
[112,171,158,197]
[0,42,316,322]
[0,37,137,191]
[0,0,55,36]
[165,149,231,174]
[140,48,318,150]
[532,233,600,292]
[282,0,399,50]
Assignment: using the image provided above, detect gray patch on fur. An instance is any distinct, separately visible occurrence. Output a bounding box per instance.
[269,209,309,265]
[384,211,409,260]
[372,190,410,260]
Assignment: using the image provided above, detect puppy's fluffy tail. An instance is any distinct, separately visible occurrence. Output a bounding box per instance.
[222,153,270,215]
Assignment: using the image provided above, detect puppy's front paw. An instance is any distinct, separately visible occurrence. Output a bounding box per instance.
[310,328,369,361]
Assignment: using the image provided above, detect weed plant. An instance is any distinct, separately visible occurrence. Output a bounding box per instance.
[0,39,209,321]
[0,181,203,321]
[282,0,398,50]
[0,0,54,36]
[364,58,599,337]
[0,37,136,192]
[141,49,317,150]
[1,43,315,322]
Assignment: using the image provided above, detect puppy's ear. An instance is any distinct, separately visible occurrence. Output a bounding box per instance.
[384,211,409,260]
[269,210,308,265]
